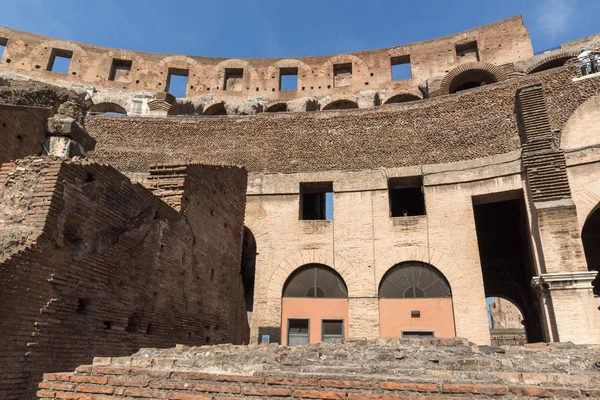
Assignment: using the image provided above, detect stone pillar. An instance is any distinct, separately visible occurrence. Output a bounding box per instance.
[532,272,600,343]
[518,84,600,343]
[43,100,96,158]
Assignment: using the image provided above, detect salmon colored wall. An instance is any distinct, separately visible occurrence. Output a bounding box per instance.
[281,298,349,345]
[379,298,456,338]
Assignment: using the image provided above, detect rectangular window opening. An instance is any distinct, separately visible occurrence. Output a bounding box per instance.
[322,319,344,342]
[280,67,298,91]
[456,41,480,62]
[109,58,132,82]
[288,318,309,346]
[300,182,334,221]
[389,176,426,217]
[391,55,412,80]
[333,63,352,87]
[224,68,244,91]
[0,38,7,61]
[166,68,189,98]
[47,48,73,74]
[402,330,434,338]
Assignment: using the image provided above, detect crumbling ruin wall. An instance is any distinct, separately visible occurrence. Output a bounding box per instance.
[0,80,86,163]
[36,340,600,399]
[0,158,249,400]
[0,104,51,164]
[85,65,598,175]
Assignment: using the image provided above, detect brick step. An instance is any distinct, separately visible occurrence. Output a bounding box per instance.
[36,362,599,400]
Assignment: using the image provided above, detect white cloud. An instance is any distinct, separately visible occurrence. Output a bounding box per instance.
[536,0,577,38]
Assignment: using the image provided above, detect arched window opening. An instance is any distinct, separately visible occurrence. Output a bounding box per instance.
[379,261,451,298]
[266,103,287,113]
[582,206,600,297]
[384,94,420,105]
[322,100,358,111]
[529,56,571,74]
[240,227,256,312]
[283,264,347,298]
[88,102,127,115]
[486,296,527,346]
[204,103,227,115]
[449,70,498,94]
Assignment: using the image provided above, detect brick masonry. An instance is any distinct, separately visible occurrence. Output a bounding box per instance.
[0,157,249,400]
[35,341,600,399]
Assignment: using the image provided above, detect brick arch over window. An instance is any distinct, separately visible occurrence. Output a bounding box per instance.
[319,54,369,78]
[523,52,576,74]
[438,62,508,95]
[96,50,146,84]
[266,249,361,298]
[29,40,89,71]
[266,59,311,79]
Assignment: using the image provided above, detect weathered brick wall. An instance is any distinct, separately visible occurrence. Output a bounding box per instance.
[0,104,51,163]
[0,17,531,102]
[35,341,600,399]
[0,158,249,400]
[85,66,599,175]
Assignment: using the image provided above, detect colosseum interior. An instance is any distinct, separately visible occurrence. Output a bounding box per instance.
[1,14,600,400]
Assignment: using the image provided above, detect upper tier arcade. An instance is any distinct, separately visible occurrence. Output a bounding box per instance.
[0,16,534,114]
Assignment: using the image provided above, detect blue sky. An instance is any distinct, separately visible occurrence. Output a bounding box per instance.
[1,0,599,59]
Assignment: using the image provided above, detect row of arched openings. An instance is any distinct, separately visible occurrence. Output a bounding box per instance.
[282,262,451,299]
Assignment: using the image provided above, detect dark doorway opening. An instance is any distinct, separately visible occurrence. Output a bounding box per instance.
[472,191,544,342]
[240,227,256,312]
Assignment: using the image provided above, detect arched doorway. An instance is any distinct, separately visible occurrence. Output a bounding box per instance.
[281,264,348,345]
[486,296,527,346]
[581,206,600,317]
[378,261,455,338]
[240,227,256,313]
[449,69,498,93]
[384,93,421,104]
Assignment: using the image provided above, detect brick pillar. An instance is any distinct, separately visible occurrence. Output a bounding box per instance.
[348,298,379,339]
[518,84,600,344]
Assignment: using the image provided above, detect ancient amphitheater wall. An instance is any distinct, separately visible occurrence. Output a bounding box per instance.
[0,16,533,107]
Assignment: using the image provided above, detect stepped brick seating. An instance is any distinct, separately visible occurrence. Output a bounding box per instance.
[37,339,600,399]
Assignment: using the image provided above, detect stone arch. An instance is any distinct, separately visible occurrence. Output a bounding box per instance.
[29,40,89,72]
[581,204,600,296]
[265,102,287,112]
[88,102,127,115]
[439,62,508,95]
[560,95,600,150]
[524,52,577,75]
[382,90,422,105]
[319,53,369,78]
[266,249,361,298]
[321,97,358,111]
[203,101,227,116]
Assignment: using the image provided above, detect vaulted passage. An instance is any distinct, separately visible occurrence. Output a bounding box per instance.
[449,69,498,93]
[472,192,544,342]
[240,227,256,312]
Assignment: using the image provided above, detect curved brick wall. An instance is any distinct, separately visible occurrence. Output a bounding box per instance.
[0,16,532,103]
[85,65,597,174]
